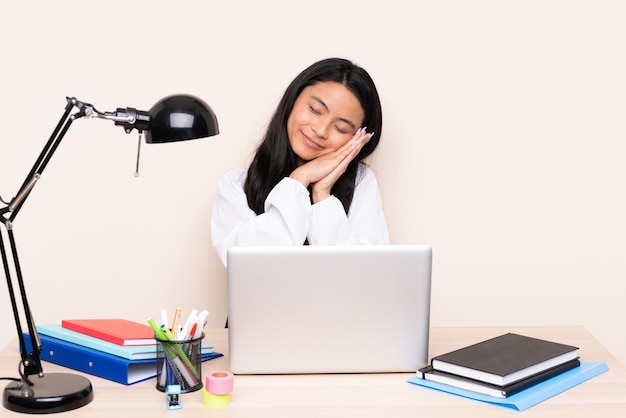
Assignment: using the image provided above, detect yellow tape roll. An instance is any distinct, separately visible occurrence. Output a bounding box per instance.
[202,388,230,407]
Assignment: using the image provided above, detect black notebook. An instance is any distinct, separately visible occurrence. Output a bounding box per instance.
[420,358,580,398]
[430,333,579,386]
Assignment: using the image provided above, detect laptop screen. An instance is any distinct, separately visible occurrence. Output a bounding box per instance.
[227,245,432,374]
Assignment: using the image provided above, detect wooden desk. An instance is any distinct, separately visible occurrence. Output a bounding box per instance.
[2,326,625,417]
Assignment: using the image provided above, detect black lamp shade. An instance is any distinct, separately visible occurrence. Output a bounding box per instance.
[146,94,219,143]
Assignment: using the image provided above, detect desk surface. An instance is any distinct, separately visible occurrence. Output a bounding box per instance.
[2,326,626,417]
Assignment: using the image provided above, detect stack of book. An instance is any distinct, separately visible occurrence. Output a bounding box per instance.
[417,333,581,399]
[409,332,610,411]
[24,319,222,385]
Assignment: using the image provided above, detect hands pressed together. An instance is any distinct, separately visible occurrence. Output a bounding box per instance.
[289,128,374,203]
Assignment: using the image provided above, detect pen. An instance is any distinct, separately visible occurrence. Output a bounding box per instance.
[188,322,200,364]
[197,310,209,326]
[180,309,198,341]
[148,317,167,340]
[149,317,179,387]
[171,308,181,336]
[189,323,198,339]
[161,309,169,328]
[194,310,209,338]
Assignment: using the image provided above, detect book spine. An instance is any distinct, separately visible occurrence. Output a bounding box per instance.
[501,359,581,396]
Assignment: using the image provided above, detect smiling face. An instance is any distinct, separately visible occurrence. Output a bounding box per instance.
[287,81,365,165]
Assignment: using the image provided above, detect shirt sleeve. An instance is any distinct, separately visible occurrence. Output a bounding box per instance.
[307,166,389,245]
[211,170,312,266]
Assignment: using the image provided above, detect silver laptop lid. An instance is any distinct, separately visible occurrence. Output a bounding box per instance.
[226,245,432,374]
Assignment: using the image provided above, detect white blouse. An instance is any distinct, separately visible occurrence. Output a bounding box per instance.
[211,164,389,266]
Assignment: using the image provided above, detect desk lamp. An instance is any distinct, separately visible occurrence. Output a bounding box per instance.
[1,95,219,413]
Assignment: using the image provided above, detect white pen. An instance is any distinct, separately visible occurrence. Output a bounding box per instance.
[193,310,209,337]
[180,309,198,341]
[161,309,169,328]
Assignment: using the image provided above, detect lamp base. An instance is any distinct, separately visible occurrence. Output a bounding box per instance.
[3,373,93,414]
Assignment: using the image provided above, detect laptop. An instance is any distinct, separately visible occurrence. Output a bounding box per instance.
[226,245,432,374]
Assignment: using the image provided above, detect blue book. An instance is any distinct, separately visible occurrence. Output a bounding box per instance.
[36,324,214,360]
[408,361,608,411]
[24,333,223,385]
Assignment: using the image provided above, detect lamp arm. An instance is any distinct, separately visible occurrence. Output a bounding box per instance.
[0,96,151,383]
[77,99,151,134]
[0,98,85,382]
[2,98,74,221]
[2,97,150,221]
[0,96,156,383]
[98,108,150,133]
[0,225,44,381]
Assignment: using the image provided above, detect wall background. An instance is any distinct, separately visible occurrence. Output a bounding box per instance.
[1,1,625,365]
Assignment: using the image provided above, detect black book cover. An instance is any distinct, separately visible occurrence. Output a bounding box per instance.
[420,358,581,398]
[431,333,579,386]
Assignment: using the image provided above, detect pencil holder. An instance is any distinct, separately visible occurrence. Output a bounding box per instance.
[155,333,204,393]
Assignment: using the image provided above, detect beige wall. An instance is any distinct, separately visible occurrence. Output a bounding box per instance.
[1,1,625,365]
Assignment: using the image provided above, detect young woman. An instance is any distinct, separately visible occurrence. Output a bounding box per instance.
[211,58,389,266]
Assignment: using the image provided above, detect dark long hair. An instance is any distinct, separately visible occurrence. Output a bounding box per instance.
[244,58,383,215]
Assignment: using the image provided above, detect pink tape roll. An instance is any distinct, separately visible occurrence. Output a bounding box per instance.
[206,370,234,395]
